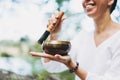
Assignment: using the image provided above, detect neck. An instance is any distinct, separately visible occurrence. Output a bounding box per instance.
[93,11,113,34]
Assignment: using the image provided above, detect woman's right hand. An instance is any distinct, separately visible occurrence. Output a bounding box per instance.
[47,11,65,40]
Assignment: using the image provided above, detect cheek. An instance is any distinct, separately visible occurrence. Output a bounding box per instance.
[97,1,108,11]
[98,4,108,12]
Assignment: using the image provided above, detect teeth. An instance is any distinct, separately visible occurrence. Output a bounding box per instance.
[85,2,95,7]
[86,4,93,8]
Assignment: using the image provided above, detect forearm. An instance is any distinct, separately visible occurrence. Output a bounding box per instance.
[66,60,87,80]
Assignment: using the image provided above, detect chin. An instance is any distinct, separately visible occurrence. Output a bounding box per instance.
[86,13,95,18]
[86,10,97,18]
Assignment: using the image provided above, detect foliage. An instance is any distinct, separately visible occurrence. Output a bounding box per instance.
[33,70,75,80]
[19,36,30,43]
[58,70,75,80]
[29,42,43,52]
[55,0,70,11]
[0,52,12,57]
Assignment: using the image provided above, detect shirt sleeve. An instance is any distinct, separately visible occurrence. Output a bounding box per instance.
[86,39,120,80]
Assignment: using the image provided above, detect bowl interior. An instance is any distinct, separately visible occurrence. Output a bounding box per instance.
[42,40,71,56]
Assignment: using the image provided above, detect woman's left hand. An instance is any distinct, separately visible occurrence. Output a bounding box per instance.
[30,52,72,66]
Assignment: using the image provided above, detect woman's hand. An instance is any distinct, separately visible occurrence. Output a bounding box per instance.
[30,52,87,80]
[47,11,65,40]
[30,52,72,66]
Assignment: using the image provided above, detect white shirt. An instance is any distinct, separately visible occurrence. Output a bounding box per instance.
[42,30,120,80]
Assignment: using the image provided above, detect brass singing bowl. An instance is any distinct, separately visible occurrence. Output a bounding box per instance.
[42,40,71,56]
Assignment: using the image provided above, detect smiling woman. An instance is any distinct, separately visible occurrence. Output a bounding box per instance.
[30,0,120,80]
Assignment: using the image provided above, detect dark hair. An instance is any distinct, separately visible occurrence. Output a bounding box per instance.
[110,0,117,13]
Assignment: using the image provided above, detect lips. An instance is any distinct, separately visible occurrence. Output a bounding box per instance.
[86,4,93,8]
[86,3,96,8]
[85,2,96,11]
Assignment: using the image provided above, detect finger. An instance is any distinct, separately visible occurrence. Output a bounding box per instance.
[55,11,64,19]
[48,18,53,25]
[54,11,59,18]
[54,54,62,59]
[30,52,42,57]
[51,16,57,25]
[54,54,71,63]
[54,54,67,61]
[30,52,55,60]
[62,17,66,21]
[30,52,51,63]
[48,18,57,27]
[52,19,57,25]
[55,13,59,19]
[30,52,46,57]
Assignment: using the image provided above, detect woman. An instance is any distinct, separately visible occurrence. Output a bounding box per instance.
[30,0,120,80]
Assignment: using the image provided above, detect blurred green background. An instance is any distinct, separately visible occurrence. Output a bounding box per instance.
[0,0,120,80]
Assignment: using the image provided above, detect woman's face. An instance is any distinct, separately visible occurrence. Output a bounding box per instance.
[82,0,113,19]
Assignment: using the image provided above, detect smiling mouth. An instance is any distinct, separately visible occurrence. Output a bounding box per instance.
[85,3,96,8]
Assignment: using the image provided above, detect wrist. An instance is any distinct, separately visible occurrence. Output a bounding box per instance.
[66,60,79,73]
[66,60,87,79]
[69,62,79,73]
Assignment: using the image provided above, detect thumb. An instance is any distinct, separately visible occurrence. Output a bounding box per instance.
[54,54,68,61]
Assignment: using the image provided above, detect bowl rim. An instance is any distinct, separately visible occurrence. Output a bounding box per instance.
[43,40,71,45]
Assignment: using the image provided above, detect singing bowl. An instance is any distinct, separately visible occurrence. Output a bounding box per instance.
[42,40,71,56]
